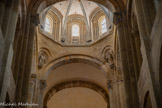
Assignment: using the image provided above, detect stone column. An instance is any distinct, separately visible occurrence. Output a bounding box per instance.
[118,81,126,108]
[129,29,140,81]
[13,27,26,86]
[120,11,140,108]
[54,22,57,40]
[115,82,121,108]
[15,13,31,103]
[37,80,46,108]
[21,14,40,104]
[94,21,97,40]
[0,0,20,102]
[59,21,62,42]
[113,12,135,108]
[107,80,114,108]
[28,74,37,107]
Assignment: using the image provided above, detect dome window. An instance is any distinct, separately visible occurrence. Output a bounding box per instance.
[44,16,53,34]
[99,16,107,35]
[72,24,80,37]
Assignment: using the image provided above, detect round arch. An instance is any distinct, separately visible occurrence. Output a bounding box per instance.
[42,54,110,79]
[43,80,110,108]
[42,55,111,108]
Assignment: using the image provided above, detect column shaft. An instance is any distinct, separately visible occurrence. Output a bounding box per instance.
[115,12,135,108]
[21,14,40,103]
[21,22,37,103]
[37,80,46,108]
[129,35,139,81]
[122,13,140,108]
[28,74,37,107]
[15,13,31,103]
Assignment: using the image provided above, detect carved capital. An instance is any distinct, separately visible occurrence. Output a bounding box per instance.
[113,12,122,25]
[31,14,40,26]
[107,80,113,89]
[104,50,114,69]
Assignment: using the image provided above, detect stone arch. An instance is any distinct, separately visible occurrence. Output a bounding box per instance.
[143,91,153,108]
[101,45,114,68]
[42,54,111,108]
[43,80,110,108]
[37,1,47,14]
[28,0,125,14]
[101,45,114,56]
[43,54,110,79]
[39,47,52,57]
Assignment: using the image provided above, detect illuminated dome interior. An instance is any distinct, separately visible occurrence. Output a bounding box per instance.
[39,0,114,46]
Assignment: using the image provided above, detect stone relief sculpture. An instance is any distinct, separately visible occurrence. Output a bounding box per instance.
[38,52,48,68]
[104,50,114,68]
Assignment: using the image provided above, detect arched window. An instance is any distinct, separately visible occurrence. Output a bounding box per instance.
[99,16,107,35]
[44,16,52,34]
[72,24,79,37]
